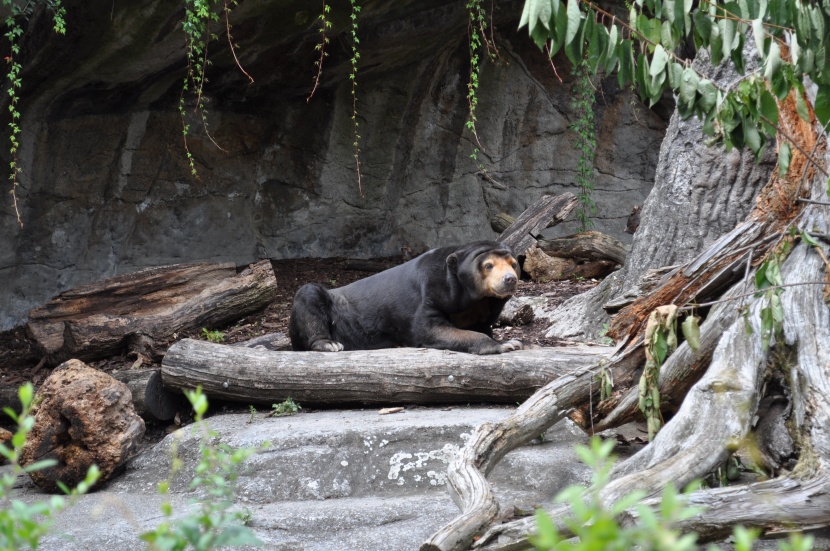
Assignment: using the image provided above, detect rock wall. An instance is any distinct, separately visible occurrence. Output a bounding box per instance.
[0,0,669,330]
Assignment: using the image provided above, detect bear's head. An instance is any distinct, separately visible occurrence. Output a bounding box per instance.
[447,242,520,299]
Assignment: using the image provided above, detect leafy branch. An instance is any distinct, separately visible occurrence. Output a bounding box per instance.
[519,0,830,184]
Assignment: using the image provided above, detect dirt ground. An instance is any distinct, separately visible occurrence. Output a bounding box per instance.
[0,257,601,389]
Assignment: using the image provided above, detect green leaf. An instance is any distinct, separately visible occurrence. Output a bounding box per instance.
[815,84,830,128]
[718,15,736,57]
[668,61,684,89]
[743,116,762,155]
[693,9,713,49]
[763,41,781,80]
[681,315,701,351]
[759,89,779,134]
[650,44,669,78]
[604,24,619,73]
[795,89,811,122]
[801,230,820,247]
[549,3,568,55]
[697,79,717,113]
[617,39,634,88]
[565,0,581,46]
[527,0,553,33]
[680,67,700,106]
[710,24,724,65]
[752,18,767,57]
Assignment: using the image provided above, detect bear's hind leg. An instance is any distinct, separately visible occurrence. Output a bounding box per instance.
[289,283,344,352]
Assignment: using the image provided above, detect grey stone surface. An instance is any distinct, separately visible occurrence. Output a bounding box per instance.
[13,407,591,550]
[0,0,669,330]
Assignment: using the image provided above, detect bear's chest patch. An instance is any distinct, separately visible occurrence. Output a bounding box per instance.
[449,301,492,329]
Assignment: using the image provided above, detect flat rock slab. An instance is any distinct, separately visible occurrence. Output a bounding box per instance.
[15,407,592,550]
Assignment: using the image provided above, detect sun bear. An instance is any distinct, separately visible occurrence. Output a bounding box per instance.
[288,241,523,355]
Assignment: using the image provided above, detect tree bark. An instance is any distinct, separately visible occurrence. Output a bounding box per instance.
[545,47,773,342]
[160,338,612,407]
[26,260,277,364]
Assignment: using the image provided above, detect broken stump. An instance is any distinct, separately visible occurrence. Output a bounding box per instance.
[20,359,145,492]
[497,193,577,255]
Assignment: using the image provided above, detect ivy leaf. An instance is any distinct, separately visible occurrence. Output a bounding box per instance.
[815,84,830,128]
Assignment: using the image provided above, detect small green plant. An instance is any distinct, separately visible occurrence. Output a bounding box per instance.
[247,404,256,424]
[570,58,597,232]
[0,383,100,550]
[531,437,813,551]
[598,322,613,346]
[270,397,301,417]
[141,387,264,551]
[639,305,678,440]
[201,328,224,343]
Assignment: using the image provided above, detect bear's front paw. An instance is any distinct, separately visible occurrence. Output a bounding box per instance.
[311,339,344,352]
[497,339,524,353]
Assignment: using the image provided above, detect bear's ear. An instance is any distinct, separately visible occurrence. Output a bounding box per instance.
[446,253,459,274]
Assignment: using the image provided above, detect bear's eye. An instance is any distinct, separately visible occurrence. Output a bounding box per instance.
[483,262,494,271]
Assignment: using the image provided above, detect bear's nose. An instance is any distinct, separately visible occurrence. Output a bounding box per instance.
[503,273,517,286]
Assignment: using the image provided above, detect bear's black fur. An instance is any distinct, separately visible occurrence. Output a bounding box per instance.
[288,241,523,355]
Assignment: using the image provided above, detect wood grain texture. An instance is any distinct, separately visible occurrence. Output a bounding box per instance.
[161,339,613,407]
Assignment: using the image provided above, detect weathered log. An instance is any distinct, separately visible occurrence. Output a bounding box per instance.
[497,193,577,255]
[111,369,184,422]
[522,246,619,282]
[537,231,629,265]
[490,212,560,234]
[161,338,612,406]
[20,360,145,492]
[26,260,278,365]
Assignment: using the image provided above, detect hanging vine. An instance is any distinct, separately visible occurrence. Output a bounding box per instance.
[570,58,597,232]
[4,0,66,228]
[348,0,362,194]
[307,1,331,103]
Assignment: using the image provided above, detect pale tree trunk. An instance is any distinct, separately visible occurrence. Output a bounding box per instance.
[546,48,774,342]
[423,43,830,550]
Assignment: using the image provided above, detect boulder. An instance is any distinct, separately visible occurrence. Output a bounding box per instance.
[20,359,145,492]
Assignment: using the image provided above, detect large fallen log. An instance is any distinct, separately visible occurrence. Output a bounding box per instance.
[537,231,629,265]
[26,260,277,364]
[161,338,613,406]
